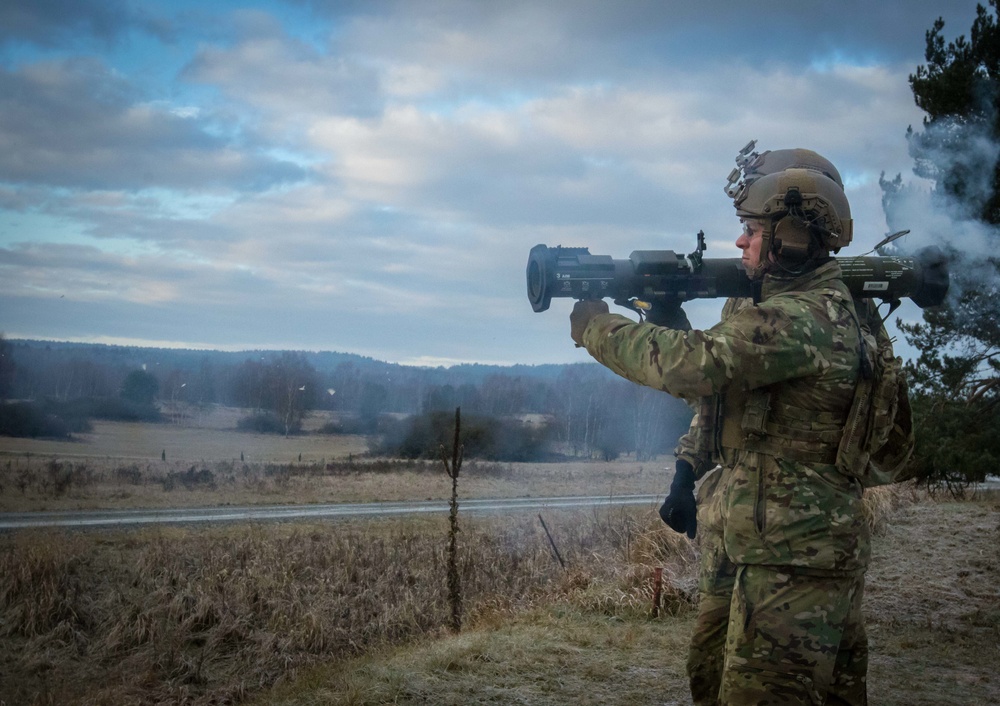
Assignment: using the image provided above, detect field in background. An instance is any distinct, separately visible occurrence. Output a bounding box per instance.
[0,415,669,512]
[0,414,369,464]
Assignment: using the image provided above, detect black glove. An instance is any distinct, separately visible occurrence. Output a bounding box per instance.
[659,459,697,538]
[570,298,610,346]
[645,302,691,330]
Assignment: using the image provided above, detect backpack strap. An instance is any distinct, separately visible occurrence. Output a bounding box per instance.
[835,297,915,485]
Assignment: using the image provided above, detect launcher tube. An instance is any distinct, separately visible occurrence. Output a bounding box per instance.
[526,244,949,312]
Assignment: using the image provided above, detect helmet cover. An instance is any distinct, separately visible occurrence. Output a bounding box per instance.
[726,143,853,272]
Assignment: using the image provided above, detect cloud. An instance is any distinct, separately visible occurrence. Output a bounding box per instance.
[0,58,306,192]
[0,0,174,47]
[296,65,922,242]
[313,0,983,86]
[0,0,987,365]
[181,17,385,123]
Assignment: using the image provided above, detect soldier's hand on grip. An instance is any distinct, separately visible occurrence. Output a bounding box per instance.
[570,299,609,346]
[659,459,697,539]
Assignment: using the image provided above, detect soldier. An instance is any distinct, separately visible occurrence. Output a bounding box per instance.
[570,148,871,705]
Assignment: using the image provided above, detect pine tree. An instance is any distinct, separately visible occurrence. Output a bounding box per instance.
[908,1,1000,224]
[887,1,1000,491]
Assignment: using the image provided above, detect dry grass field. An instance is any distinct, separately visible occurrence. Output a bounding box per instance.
[0,505,696,705]
[0,416,369,464]
[0,451,664,513]
[0,414,684,704]
[250,489,1000,706]
[0,416,667,513]
[2,483,996,706]
[2,415,997,705]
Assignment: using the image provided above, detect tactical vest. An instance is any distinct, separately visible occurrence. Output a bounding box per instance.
[678,273,889,477]
[717,387,847,466]
[705,299,912,483]
[711,287,858,469]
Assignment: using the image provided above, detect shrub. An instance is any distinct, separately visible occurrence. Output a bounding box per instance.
[236,411,294,434]
[161,466,217,491]
[0,402,72,439]
[317,415,373,435]
[46,397,161,424]
[84,397,162,422]
[114,465,143,485]
[0,398,158,431]
[36,399,93,433]
[373,411,555,462]
[120,369,159,405]
[43,460,97,496]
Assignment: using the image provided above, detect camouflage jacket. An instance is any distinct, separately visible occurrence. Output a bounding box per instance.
[581,260,870,573]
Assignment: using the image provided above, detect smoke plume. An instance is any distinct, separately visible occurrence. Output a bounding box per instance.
[880,114,1000,322]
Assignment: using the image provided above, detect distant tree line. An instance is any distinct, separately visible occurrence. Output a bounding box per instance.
[0,336,692,460]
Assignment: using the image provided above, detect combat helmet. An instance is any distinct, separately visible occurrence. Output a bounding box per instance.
[725,141,853,273]
[724,141,845,197]
[727,145,844,192]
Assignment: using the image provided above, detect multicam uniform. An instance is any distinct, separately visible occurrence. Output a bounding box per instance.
[580,260,870,705]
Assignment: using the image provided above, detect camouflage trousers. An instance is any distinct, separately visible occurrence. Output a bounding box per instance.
[688,526,868,705]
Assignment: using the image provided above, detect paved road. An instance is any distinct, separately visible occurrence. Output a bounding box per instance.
[7,480,996,531]
[0,494,662,530]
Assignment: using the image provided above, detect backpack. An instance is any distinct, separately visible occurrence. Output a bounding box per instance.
[835,298,916,486]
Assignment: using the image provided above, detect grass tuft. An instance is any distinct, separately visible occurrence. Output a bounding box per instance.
[0,506,696,705]
[862,481,919,534]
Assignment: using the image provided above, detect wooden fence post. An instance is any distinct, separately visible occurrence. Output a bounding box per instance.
[441,407,464,632]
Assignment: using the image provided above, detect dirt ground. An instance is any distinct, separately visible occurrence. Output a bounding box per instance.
[864,495,1000,705]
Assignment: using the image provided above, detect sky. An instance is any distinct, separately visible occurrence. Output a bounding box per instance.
[0,0,986,367]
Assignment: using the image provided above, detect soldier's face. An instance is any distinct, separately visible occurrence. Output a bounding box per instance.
[737,220,765,269]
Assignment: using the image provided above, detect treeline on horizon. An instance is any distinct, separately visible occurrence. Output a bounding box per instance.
[0,337,693,462]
